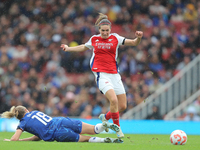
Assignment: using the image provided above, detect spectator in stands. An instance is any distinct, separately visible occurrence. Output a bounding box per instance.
[119,48,137,76]
[176,56,191,71]
[146,105,162,120]
[149,76,163,94]
[148,54,163,72]
[80,105,93,119]
[170,7,184,22]
[183,4,198,22]
[193,96,200,116]
[184,106,200,121]
[143,71,154,86]
[176,27,189,45]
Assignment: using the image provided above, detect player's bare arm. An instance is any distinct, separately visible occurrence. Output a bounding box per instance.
[19,135,41,141]
[4,129,41,141]
[60,44,89,52]
[4,136,41,142]
[4,129,22,141]
[124,31,143,46]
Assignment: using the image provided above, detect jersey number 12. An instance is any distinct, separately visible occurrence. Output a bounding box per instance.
[32,112,52,125]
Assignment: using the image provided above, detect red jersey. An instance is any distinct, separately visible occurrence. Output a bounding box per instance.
[85,33,125,74]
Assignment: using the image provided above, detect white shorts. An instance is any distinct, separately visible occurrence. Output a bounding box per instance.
[93,72,126,95]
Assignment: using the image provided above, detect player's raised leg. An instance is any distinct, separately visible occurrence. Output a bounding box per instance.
[99,93,126,127]
[104,89,124,138]
[115,93,127,138]
[105,89,120,126]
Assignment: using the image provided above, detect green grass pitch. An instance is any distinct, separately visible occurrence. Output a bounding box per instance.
[0,132,200,150]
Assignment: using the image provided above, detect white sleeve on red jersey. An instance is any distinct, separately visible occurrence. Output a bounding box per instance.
[112,33,125,45]
[85,35,95,49]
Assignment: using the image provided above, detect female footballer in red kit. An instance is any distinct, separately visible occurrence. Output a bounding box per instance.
[61,13,143,138]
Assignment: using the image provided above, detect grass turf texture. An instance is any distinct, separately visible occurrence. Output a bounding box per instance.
[0,132,200,150]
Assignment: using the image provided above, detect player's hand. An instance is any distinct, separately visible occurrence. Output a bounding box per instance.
[60,44,69,52]
[4,139,11,141]
[135,31,143,38]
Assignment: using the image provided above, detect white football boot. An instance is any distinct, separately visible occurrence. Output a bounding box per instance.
[99,114,109,132]
[102,121,119,132]
[104,137,112,143]
[113,138,124,143]
[104,137,124,143]
[102,121,124,138]
[116,127,124,138]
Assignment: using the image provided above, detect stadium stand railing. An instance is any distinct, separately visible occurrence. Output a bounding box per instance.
[122,54,200,119]
[164,89,200,120]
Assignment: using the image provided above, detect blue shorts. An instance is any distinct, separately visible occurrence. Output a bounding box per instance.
[54,117,82,142]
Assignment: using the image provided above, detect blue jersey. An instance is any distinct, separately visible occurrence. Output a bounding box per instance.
[17,111,82,142]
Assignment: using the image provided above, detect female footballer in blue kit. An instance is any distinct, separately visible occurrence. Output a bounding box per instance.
[2,106,123,143]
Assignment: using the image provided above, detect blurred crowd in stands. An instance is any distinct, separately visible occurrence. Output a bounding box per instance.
[0,0,200,119]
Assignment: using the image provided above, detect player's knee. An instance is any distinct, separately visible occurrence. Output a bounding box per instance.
[109,98,118,106]
[119,104,127,112]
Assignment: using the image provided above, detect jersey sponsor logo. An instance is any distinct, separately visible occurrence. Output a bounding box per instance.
[105,81,109,84]
[95,43,113,46]
[95,43,113,49]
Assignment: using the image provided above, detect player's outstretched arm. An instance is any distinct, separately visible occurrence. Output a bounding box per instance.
[4,129,22,141]
[19,135,41,141]
[4,135,41,141]
[60,44,89,52]
[4,129,41,141]
[124,31,143,46]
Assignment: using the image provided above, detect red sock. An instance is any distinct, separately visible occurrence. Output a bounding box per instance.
[111,112,120,126]
[105,111,111,120]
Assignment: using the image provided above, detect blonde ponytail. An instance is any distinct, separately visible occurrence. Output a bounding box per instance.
[1,106,26,120]
[1,106,16,119]
[95,13,111,26]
